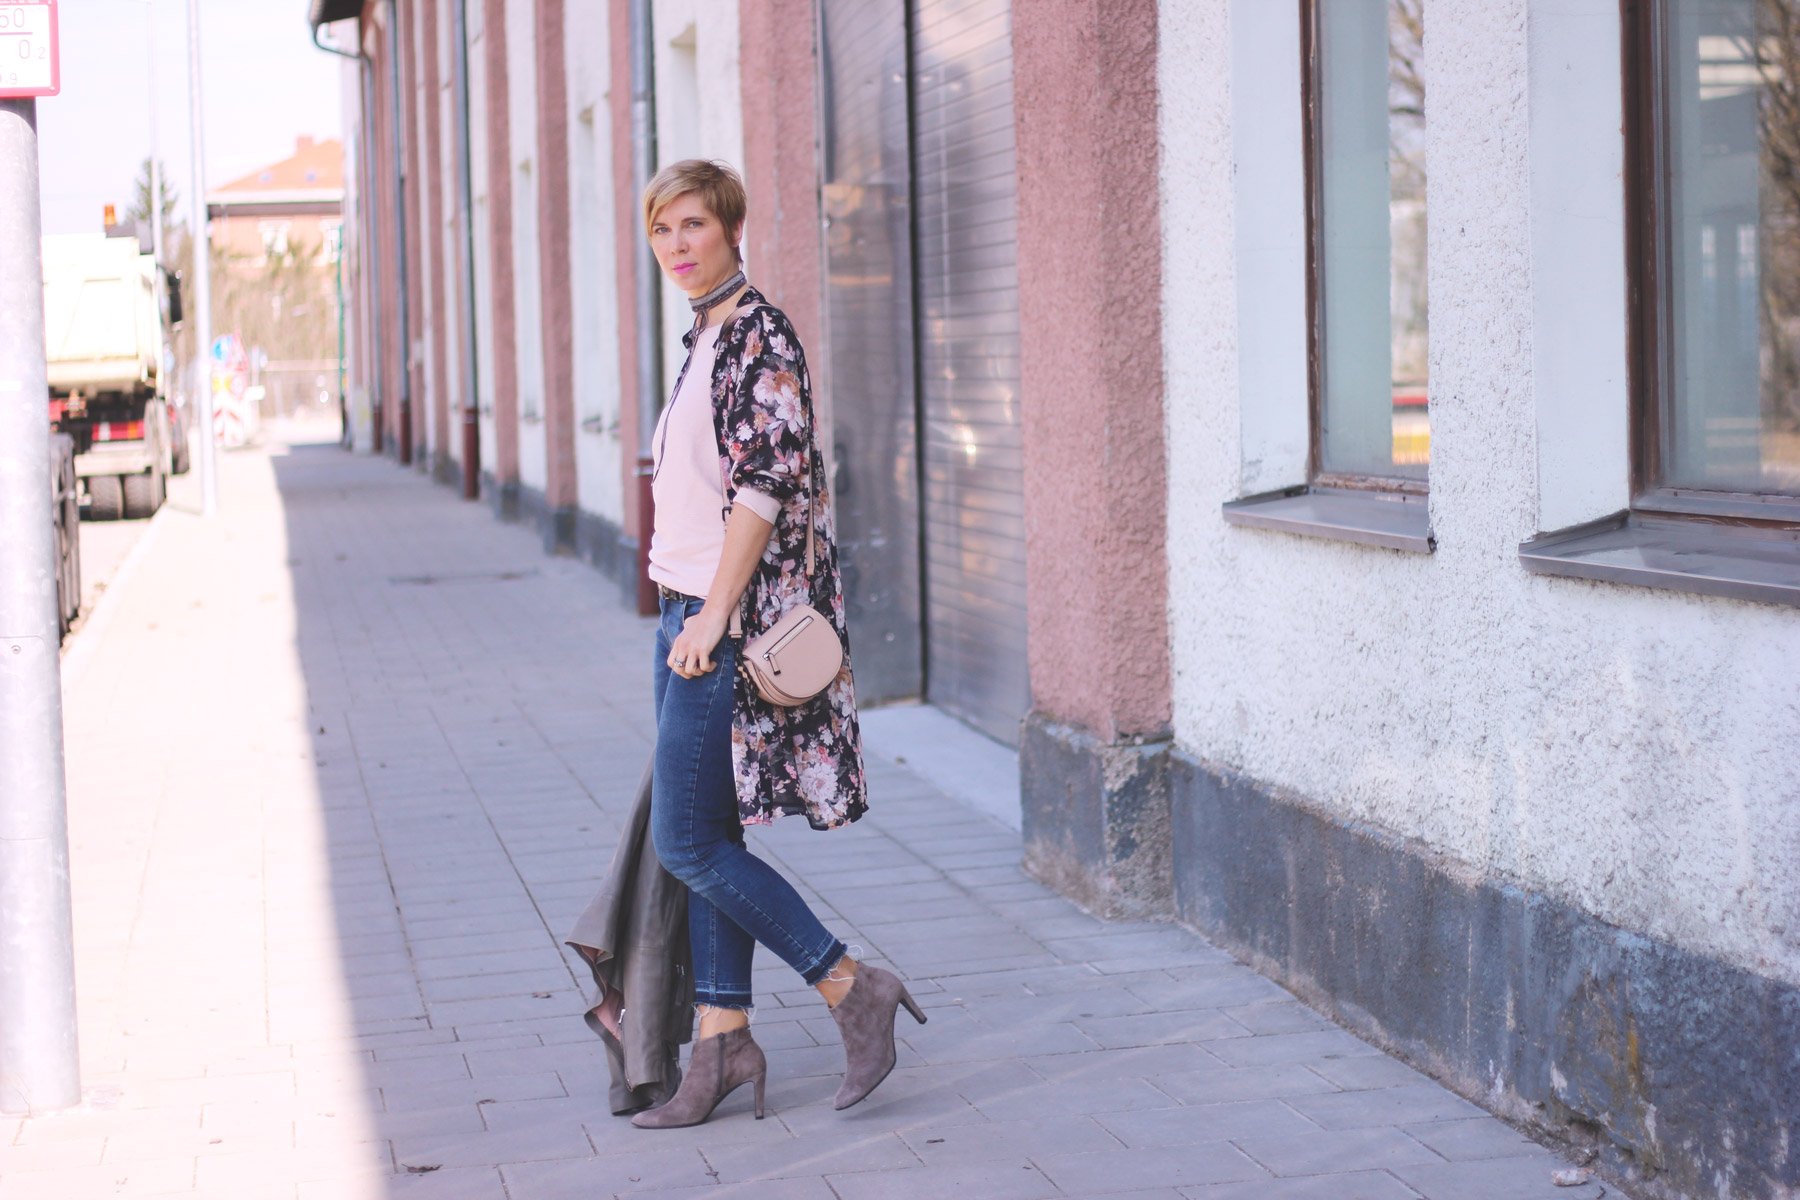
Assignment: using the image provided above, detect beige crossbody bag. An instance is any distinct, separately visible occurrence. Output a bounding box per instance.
[721,305,844,707]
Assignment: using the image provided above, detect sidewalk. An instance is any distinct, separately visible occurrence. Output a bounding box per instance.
[7,428,1613,1200]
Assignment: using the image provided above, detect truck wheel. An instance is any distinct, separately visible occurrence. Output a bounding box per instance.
[86,474,124,522]
[50,434,80,638]
[123,469,164,520]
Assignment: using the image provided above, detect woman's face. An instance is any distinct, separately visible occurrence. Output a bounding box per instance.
[649,192,741,298]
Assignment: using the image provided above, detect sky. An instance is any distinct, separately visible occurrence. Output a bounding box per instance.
[35,0,347,235]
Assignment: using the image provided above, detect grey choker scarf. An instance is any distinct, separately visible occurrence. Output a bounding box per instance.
[689,268,747,334]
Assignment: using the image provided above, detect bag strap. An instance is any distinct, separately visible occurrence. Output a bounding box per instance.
[721,301,820,642]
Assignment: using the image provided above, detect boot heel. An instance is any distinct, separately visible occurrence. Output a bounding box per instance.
[900,989,927,1025]
[753,1070,767,1119]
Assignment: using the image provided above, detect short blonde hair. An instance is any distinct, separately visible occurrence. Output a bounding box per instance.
[643,159,747,260]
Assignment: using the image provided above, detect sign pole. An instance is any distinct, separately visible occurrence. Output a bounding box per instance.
[0,81,81,1113]
[185,0,216,516]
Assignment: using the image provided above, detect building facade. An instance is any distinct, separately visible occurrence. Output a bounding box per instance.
[309,2,1800,1196]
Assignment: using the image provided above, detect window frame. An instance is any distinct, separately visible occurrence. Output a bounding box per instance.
[1622,0,1800,527]
[1299,0,1430,498]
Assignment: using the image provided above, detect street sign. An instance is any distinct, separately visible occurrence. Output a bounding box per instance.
[0,2,59,99]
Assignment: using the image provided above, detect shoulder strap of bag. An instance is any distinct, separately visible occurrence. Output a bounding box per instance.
[721,301,819,641]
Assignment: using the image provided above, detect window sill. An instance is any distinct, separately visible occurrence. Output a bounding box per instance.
[1222,486,1434,554]
[1518,511,1800,608]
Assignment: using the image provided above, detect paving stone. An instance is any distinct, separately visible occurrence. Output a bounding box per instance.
[1098,1098,1321,1147]
[1146,1063,1341,1106]
[1233,1125,1445,1176]
[1393,1154,1606,1199]
[1177,1170,1426,1199]
[829,1160,1060,1200]
[608,1179,839,1200]
[702,1130,920,1183]
[1034,1144,1268,1193]
[1074,1009,1253,1050]
[1402,1116,1541,1161]
[899,1114,1120,1164]
[389,1123,594,1171]
[1285,1084,1488,1130]
[1201,1030,1386,1068]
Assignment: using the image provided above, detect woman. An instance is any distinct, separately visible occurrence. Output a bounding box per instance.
[630,159,924,1130]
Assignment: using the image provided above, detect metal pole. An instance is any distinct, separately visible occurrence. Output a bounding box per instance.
[451,0,481,500]
[388,0,413,466]
[629,0,661,459]
[0,98,81,1116]
[184,0,217,516]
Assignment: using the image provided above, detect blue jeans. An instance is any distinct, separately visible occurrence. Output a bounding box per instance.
[650,595,846,1009]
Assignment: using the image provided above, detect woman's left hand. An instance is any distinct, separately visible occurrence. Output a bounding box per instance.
[668,606,731,679]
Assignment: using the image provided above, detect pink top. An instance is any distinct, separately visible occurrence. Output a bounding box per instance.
[648,322,780,597]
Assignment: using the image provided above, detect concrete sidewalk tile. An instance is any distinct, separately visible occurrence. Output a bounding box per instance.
[1097,1099,1320,1148]
[389,1123,593,1171]
[498,1147,715,1197]
[1201,1030,1385,1068]
[1401,1116,1540,1161]
[312,1165,508,1200]
[1221,1001,1333,1035]
[601,1178,838,1200]
[1074,1009,1253,1049]
[1026,1042,1225,1084]
[902,1017,1098,1065]
[413,948,562,983]
[1125,973,1293,1011]
[373,1034,544,1063]
[300,1105,483,1146]
[1393,1155,1604,1199]
[465,1040,602,1081]
[0,1136,107,1171]
[971,1076,1175,1121]
[378,1070,567,1113]
[1304,1056,1434,1091]
[829,1160,1059,1200]
[899,1114,1120,1164]
[703,1130,920,1183]
[1286,1084,1487,1130]
[1232,1125,1445,1176]
[0,1156,197,1199]
[419,969,576,1005]
[1034,1144,1268,1193]
[424,990,583,1027]
[1178,1170,1425,1199]
[1147,1062,1341,1106]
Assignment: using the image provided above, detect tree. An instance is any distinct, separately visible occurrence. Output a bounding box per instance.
[124,157,181,249]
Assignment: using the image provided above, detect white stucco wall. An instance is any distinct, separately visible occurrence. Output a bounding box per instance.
[1162,0,1800,985]
[565,0,624,526]
[650,0,744,395]
[507,0,547,494]
[466,0,498,479]
[409,0,439,464]
[435,0,465,467]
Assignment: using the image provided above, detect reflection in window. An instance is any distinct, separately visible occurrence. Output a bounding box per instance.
[1313,0,1429,481]
[1659,0,1800,493]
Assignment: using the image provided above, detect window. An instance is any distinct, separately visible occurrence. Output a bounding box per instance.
[1632,0,1800,514]
[1309,0,1430,485]
[1518,0,1800,607]
[1221,0,1434,552]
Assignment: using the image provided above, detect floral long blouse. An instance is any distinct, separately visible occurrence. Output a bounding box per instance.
[684,286,867,831]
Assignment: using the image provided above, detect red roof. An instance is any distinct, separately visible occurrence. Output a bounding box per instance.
[213,137,344,197]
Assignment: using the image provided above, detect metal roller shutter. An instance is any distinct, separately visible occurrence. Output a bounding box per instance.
[909,0,1028,745]
[818,0,1028,746]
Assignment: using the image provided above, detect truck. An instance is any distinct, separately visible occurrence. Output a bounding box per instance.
[41,232,185,522]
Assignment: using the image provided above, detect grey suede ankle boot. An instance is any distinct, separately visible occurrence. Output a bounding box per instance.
[829,964,927,1110]
[630,1026,767,1128]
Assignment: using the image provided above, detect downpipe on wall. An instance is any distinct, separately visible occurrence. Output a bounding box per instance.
[451,0,481,500]
[388,0,414,466]
[629,0,660,615]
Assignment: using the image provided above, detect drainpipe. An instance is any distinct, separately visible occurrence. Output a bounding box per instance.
[361,52,384,454]
[450,0,481,500]
[388,0,414,465]
[629,0,660,614]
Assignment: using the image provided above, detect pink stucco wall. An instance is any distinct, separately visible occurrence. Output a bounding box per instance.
[738,0,824,355]
[535,0,576,512]
[1014,0,1171,741]
[483,0,520,486]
